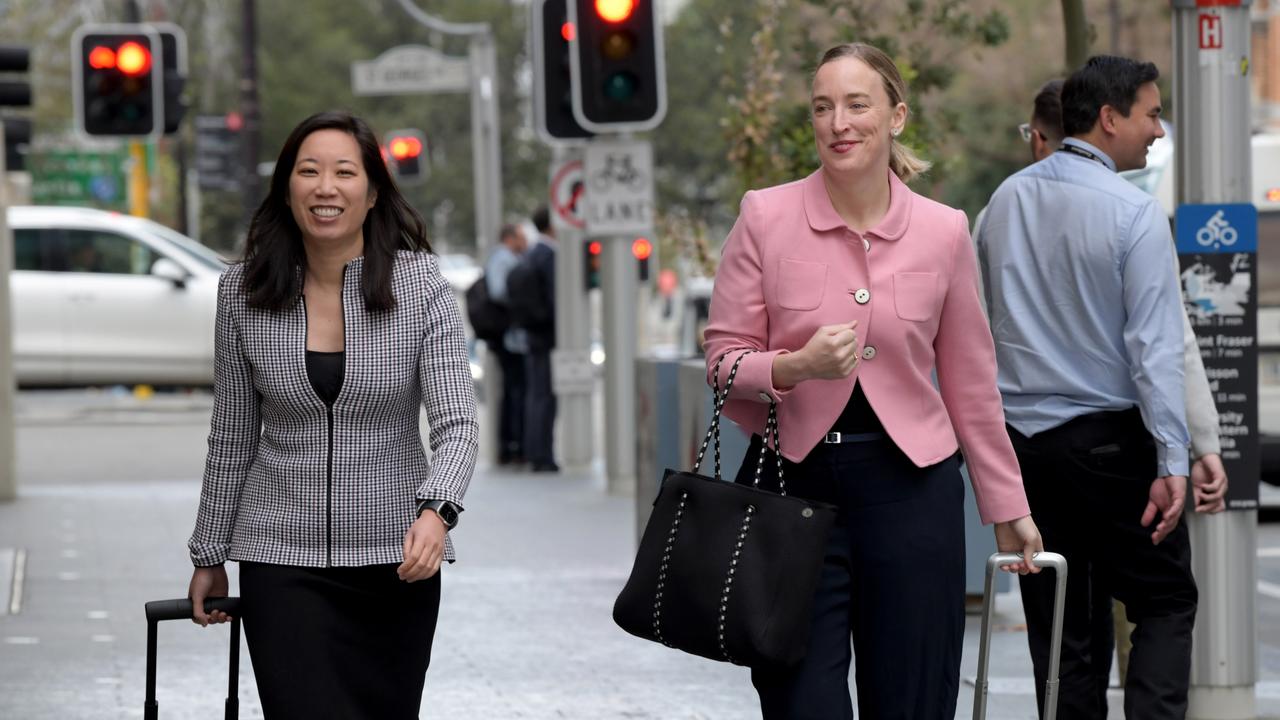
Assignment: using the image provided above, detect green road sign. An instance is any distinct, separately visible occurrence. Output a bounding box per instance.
[29,147,132,211]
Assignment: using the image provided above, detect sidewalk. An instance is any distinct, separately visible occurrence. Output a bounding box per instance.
[1,392,1274,718]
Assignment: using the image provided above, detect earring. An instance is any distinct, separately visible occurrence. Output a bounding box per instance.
[891,128,901,137]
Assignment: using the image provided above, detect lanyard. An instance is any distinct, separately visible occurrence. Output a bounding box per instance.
[1057,143,1108,168]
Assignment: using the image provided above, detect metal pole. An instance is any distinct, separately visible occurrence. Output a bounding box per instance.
[551,144,594,468]
[0,123,15,502]
[601,237,637,494]
[240,0,261,234]
[1173,2,1258,718]
[468,33,502,259]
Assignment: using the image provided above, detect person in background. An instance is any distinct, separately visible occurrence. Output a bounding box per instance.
[522,206,559,473]
[704,42,1042,719]
[978,75,1229,707]
[484,223,530,465]
[975,57,1199,718]
[186,111,478,718]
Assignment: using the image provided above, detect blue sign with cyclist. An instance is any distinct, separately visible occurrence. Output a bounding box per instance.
[1175,202,1259,510]
[1176,202,1257,253]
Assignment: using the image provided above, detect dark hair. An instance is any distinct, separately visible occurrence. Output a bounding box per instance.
[1061,56,1160,137]
[241,111,431,313]
[1032,79,1066,143]
[532,205,551,234]
[498,223,521,243]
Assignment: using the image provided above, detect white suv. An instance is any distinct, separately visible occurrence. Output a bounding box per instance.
[8,206,227,386]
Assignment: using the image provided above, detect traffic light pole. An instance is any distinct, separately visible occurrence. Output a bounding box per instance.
[394,0,503,260]
[600,233,638,495]
[0,124,16,502]
[1172,2,1258,718]
[552,146,595,470]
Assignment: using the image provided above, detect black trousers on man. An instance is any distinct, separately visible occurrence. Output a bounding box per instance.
[1010,408,1197,720]
[524,347,557,469]
[491,344,526,463]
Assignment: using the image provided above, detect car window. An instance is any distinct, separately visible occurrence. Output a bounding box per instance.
[137,219,228,272]
[12,228,51,271]
[64,229,156,275]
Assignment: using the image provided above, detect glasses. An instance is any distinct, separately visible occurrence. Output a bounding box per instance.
[1018,123,1035,143]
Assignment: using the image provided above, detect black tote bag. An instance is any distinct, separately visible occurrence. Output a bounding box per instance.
[613,351,837,668]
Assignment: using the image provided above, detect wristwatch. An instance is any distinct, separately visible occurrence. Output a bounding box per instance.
[417,499,461,530]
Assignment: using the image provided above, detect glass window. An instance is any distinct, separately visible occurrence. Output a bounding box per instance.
[13,229,45,271]
[64,230,156,275]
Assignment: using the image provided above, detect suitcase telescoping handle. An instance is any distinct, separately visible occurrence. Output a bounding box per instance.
[973,552,1067,720]
[144,597,242,720]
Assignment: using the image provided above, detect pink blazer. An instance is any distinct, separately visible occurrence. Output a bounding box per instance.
[704,169,1030,525]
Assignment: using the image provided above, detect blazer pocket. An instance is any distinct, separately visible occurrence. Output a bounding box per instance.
[893,272,938,322]
[776,259,828,311]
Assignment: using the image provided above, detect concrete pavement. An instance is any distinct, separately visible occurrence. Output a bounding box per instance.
[3,390,1280,718]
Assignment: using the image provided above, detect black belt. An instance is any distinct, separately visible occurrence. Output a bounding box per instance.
[823,431,887,444]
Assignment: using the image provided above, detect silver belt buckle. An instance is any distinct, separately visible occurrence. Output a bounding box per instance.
[824,432,841,444]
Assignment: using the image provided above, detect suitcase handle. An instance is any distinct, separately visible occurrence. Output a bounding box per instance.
[145,597,241,622]
[973,552,1068,720]
[144,597,242,720]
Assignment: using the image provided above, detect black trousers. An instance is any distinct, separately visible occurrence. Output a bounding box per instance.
[1010,409,1197,720]
[524,348,557,466]
[738,435,966,720]
[492,344,526,462]
[239,562,441,720]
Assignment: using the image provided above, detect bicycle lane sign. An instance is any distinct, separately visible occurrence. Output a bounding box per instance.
[583,139,654,237]
[1176,202,1258,509]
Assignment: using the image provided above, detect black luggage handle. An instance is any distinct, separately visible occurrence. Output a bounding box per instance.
[144,597,242,720]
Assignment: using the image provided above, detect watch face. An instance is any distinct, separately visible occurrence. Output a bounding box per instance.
[439,505,458,525]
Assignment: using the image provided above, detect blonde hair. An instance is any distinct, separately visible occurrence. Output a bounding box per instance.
[815,43,932,183]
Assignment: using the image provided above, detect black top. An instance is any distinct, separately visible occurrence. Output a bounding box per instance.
[828,382,886,435]
[305,350,345,407]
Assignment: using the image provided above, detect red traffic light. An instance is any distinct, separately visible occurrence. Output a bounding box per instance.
[561,21,577,42]
[116,41,152,76]
[631,237,652,260]
[88,45,116,69]
[389,136,423,160]
[595,0,637,22]
[589,241,603,255]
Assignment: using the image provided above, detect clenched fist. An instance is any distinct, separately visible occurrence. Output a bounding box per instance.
[773,321,859,388]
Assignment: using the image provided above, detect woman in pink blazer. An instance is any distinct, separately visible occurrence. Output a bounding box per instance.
[704,43,1043,719]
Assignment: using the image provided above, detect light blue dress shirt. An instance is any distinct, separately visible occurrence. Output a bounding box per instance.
[975,138,1190,477]
[485,244,528,354]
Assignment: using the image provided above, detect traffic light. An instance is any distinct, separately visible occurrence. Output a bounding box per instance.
[0,44,32,171]
[584,239,602,290]
[532,0,593,142]
[152,24,188,135]
[72,25,164,137]
[632,236,652,282]
[567,0,667,132]
[385,129,427,185]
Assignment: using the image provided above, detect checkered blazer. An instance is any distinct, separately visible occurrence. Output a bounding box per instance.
[189,250,479,568]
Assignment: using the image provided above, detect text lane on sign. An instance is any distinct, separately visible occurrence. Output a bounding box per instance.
[583,140,654,237]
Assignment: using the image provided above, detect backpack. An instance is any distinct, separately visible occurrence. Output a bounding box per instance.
[465,274,510,344]
[506,252,550,331]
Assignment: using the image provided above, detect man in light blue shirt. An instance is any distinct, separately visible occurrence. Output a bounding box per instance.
[485,224,529,465]
[976,56,1197,719]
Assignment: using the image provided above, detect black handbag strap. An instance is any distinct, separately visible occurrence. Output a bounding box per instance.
[694,351,785,494]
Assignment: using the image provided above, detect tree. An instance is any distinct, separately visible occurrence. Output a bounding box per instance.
[1061,0,1091,72]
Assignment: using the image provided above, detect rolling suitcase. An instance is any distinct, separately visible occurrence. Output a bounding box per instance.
[973,552,1068,720]
[144,597,242,720]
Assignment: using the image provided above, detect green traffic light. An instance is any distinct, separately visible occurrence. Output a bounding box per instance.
[603,71,638,101]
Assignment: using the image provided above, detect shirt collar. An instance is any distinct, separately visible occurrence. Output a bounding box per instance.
[802,167,913,241]
[1061,137,1118,172]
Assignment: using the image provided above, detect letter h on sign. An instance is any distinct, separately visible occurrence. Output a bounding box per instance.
[1199,14,1223,49]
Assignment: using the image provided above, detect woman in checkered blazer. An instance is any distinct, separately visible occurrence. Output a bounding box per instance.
[184,111,479,718]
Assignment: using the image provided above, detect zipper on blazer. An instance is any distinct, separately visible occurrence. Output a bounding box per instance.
[302,264,347,569]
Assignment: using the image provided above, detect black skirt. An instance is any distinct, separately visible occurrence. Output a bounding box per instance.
[239,562,441,719]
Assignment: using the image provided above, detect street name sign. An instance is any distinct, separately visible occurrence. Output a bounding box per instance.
[351,45,470,96]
